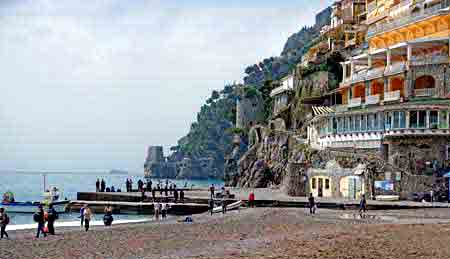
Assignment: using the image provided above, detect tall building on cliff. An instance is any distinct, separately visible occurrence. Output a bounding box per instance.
[306,0,450,198]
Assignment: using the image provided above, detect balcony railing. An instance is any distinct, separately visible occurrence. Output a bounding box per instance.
[348,97,362,108]
[367,3,446,36]
[365,94,380,105]
[351,69,367,83]
[384,90,401,102]
[335,105,348,113]
[366,67,385,80]
[385,62,407,76]
[414,88,435,97]
[410,56,449,66]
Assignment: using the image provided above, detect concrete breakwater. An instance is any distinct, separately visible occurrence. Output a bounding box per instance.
[71,190,450,215]
[67,200,210,215]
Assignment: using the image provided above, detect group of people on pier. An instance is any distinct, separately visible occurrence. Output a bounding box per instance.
[95,178,121,193]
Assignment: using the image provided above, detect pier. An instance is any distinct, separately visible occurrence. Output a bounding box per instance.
[69,188,450,215]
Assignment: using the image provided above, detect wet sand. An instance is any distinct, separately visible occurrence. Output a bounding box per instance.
[2,207,450,258]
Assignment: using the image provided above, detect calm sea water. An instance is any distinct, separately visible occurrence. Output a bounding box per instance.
[0,172,223,225]
[0,172,223,202]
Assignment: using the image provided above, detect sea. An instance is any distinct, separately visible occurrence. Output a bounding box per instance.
[0,172,223,227]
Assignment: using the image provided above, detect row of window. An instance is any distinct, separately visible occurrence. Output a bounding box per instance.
[320,110,449,134]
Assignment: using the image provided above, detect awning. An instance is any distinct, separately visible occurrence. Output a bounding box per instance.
[312,106,334,116]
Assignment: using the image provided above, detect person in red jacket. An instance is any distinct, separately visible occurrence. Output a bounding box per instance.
[248,192,255,208]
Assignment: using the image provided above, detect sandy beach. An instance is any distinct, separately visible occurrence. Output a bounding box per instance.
[2,207,450,259]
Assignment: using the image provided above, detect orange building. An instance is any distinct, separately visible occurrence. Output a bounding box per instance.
[308,0,450,176]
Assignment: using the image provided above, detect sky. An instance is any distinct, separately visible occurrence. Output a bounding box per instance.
[0,0,333,173]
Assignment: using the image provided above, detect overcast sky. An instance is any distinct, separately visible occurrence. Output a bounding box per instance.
[0,0,332,173]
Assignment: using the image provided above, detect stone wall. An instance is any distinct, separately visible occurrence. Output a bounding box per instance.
[236,95,265,129]
[296,71,332,99]
[398,174,434,199]
[387,137,448,175]
[281,163,308,196]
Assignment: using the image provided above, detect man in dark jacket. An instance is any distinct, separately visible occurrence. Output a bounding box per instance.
[308,193,316,214]
[101,179,106,192]
[47,204,57,235]
[35,205,47,238]
[95,179,100,192]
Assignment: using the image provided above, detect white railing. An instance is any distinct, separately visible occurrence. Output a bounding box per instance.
[351,69,367,83]
[366,94,380,105]
[367,67,385,80]
[385,62,407,76]
[348,97,362,108]
[410,56,449,66]
[414,88,435,97]
[335,105,348,113]
[368,3,446,36]
[384,90,401,102]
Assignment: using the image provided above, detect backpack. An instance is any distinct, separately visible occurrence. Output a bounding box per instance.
[2,214,9,225]
[33,212,40,222]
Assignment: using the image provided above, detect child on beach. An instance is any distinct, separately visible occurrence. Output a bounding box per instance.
[83,205,93,231]
[34,205,47,238]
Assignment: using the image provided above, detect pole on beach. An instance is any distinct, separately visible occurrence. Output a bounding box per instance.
[43,173,47,192]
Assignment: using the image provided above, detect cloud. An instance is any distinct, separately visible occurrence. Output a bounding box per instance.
[0,0,328,172]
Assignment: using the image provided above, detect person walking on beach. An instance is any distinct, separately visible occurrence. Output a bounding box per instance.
[125,178,130,192]
[34,205,47,238]
[180,189,185,203]
[101,179,106,192]
[164,185,168,197]
[83,205,93,231]
[359,194,367,217]
[248,192,255,208]
[209,199,215,215]
[47,204,58,235]
[79,206,85,227]
[210,184,215,198]
[96,179,100,192]
[308,193,316,215]
[0,208,9,239]
[154,202,160,221]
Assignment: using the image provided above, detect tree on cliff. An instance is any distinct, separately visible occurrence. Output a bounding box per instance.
[177,85,239,176]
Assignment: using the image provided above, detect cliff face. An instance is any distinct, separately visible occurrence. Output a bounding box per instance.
[173,12,332,180]
[244,26,320,88]
[236,128,290,188]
